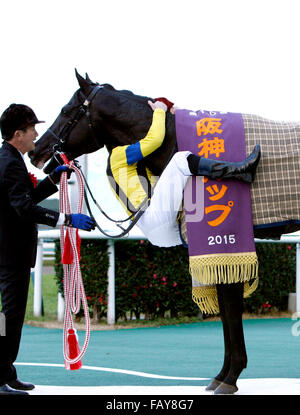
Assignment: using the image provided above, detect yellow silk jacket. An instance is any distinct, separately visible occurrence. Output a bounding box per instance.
[107,108,166,215]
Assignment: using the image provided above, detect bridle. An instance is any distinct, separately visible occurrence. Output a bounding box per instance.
[48,84,103,157]
[47,84,148,238]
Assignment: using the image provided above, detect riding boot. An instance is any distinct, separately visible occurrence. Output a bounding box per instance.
[187,144,261,183]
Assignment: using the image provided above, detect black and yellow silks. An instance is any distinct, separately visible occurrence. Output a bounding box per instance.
[107,108,166,214]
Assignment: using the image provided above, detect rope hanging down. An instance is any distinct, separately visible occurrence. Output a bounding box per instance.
[59,156,90,370]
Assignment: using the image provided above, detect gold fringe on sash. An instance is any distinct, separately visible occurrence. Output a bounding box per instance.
[243,277,259,298]
[192,286,219,315]
[190,252,259,315]
[189,252,258,285]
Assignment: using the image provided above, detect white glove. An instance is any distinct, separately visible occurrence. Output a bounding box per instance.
[148,100,168,112]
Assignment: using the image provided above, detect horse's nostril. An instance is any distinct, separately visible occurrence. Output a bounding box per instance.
[28,150,35,160]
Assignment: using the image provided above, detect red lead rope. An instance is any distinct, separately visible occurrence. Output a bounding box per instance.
[59,157,90,370]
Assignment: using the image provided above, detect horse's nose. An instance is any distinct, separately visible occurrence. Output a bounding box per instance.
[28,149,35,160]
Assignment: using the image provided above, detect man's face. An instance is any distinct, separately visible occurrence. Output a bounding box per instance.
[18,125,38,153]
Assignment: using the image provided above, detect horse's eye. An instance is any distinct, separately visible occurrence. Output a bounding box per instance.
[61,106,69,116]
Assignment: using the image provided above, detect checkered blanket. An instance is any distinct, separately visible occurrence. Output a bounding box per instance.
[243,113,300,228]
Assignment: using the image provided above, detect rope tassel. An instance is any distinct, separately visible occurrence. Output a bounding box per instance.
[62,230,81,265]
[67,328,82,370]
[59,158,90,371]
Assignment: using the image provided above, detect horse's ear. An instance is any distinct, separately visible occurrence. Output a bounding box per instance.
[85,73,93,84]
[75,68,89,92]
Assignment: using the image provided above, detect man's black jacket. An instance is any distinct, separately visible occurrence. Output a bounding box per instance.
[0,141,59,267]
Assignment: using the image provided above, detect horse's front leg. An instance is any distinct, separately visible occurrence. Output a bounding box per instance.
[205,283,231,391]
[214,282,247,394]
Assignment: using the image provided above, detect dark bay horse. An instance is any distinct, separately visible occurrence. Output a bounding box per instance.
[29,71,300,394]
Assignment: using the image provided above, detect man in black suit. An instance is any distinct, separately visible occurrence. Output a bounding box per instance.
[0,104,96,395]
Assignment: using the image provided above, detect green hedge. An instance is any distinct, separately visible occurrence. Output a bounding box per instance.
[54,239,296,320]
[114,240,199,320]
[55,239,109,321]
[244,243,296,313]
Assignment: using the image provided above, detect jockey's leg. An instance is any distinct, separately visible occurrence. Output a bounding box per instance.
[137,151,191,247]
[187,144,261,183]
[136,145,260,247]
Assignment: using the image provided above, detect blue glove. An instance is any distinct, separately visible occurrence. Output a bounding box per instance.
[50,165,73,184]
[65,213,96,231]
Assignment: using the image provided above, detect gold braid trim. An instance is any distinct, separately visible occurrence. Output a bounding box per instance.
[189,252,258,285]
[192,277,259,315]
[192,286,219,314]
[243,277,259,298]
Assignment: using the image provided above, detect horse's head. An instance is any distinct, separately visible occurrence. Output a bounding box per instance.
[29,71,104,172]
[29,70,176,175]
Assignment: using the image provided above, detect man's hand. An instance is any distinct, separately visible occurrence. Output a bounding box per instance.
[170,105,177,114]
[65,213,96,231]
[49,165,73,185]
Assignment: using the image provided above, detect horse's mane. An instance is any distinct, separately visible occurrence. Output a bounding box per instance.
[91,83,176,175]
[101,83,151,104]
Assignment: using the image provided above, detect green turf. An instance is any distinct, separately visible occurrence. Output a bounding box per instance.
[1,273,299,387]
[14,318,300,387]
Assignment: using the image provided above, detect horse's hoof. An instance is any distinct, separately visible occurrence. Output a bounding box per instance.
[213,382,238,395]
[205,379,222,391]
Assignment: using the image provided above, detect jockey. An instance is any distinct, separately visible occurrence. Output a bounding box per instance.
[107,100,260,247]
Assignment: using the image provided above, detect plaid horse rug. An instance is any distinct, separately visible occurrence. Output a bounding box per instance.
[244,113,300,236]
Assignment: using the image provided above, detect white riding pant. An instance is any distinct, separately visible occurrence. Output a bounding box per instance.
[137,151,191,247]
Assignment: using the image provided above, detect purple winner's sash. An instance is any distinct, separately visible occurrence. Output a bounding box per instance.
[176,109,258,314]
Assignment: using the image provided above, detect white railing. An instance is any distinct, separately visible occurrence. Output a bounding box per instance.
[32,229,145,324]
[42,241,55,261]
[31,230,300,324]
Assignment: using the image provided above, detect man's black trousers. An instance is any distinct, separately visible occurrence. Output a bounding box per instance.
[0,264,31,385]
